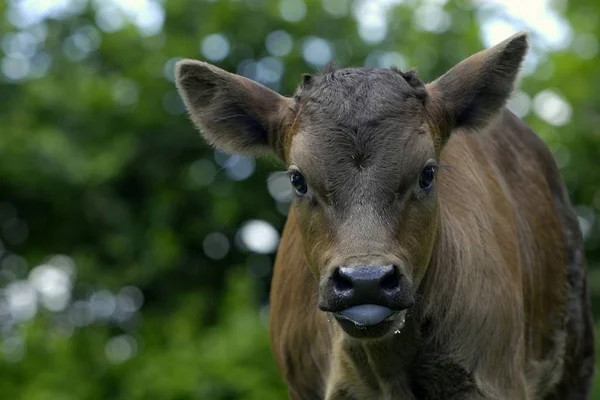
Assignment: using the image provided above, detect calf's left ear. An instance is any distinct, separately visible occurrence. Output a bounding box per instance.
[175,59,293,158]
[426,32,528,139]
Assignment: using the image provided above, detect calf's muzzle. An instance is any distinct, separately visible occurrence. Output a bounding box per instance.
[319,264,415,328]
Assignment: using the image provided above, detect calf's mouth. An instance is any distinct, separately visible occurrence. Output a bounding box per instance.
[332,306,409,339]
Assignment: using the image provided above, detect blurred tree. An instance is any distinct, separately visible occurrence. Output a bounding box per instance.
[0,0,598,398]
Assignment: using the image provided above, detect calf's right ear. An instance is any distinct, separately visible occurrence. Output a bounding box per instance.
[175,59,293,158]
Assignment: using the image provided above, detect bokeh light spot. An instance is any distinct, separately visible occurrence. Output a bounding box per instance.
[113,78,140,106]
[265,30,293,57]
[132,0,165,36]
[2,336,25,362]
[238,220,280,254]
[533,89,572,126]
[214,149,230,168]
[62,26,101,61]
[2,218,28,245]
[279,0,307,22]
[2,254,28,279]
[302,37,333,68]
[477,0,572,51]
[105,334,137,364]
[95,5,126,32]
[414,5,452,33]
[201,33,230,62]
[163,57,182,82]
[203,232,230,260]
[117,286,144,313]
[7,0,87,28]
[90,290,117,320]
[256,56,284,86]
[572,33,599,60]
[1,55,30,81]
[507,91,531,118]
[267,174,292,203]
[189,159,217,187]
[29,52,51,78]
[5,281,37,322]
[379,51,408,69]
[68,300,94,327]
[225,154,256,181]
[28,264,72,312]
[2,32,38,58]
[353,0,388,44]
[322,0,351,18]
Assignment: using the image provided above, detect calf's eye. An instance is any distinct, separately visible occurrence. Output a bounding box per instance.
[290,171,308,195]
[418,165,436,191]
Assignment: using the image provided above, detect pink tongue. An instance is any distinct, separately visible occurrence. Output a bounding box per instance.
[338,305,394,326]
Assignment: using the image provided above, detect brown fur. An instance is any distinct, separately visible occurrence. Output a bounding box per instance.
[175,32,595,399]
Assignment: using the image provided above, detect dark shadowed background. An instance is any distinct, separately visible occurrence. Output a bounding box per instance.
[0,0,598,398]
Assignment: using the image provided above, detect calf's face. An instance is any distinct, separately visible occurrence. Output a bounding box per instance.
[285,69,439,339]
[175,32,527,339]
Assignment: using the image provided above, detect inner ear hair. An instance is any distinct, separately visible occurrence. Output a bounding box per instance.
[175,59,294,158]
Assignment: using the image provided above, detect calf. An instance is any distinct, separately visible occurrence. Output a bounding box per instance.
[175,32,595,399]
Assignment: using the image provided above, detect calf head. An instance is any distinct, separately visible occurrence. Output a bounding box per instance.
[175,33,528,339]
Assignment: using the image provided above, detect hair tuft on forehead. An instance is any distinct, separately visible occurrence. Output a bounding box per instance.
[392,67,428,104]
[322,62,339,75]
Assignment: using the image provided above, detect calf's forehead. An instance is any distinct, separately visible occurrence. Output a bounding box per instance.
[296,67,425,125]
[288,68,435,192]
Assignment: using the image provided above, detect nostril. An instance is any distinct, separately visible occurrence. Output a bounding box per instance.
[380,266,401,291]
[332,268,353,292]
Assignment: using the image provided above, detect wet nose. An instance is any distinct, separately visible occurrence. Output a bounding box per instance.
[331,264,405,307]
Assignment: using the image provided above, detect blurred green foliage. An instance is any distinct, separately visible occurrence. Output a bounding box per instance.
[0,0,598,398]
